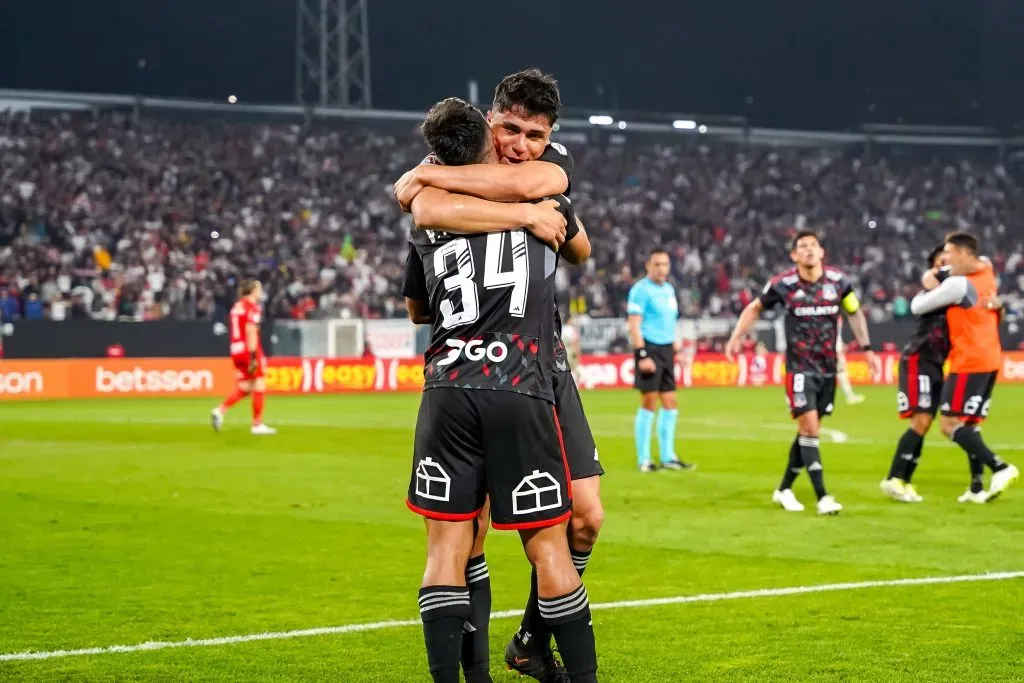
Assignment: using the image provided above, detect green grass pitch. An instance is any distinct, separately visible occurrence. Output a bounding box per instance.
[1,386,1022,682]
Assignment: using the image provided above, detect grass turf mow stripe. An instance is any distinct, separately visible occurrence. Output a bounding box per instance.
[3,571,1021,663]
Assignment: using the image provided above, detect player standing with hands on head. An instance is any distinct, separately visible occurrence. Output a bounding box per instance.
[627,249,694,473]
[908,231,1018,500]
[726,231,881,515]
[211,279,275,435]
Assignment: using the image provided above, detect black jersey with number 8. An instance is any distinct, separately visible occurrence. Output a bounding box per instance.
[408,196,578,403]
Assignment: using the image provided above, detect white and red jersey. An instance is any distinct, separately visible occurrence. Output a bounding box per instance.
[229,298,263,357]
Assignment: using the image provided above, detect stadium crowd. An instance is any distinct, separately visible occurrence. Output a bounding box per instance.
[1,110,1022,324]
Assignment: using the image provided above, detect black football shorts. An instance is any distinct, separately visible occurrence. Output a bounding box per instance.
[897,354,944,419]
[552,370,604,480]
[407,388,572,530]
[940,371,998,423]
[785,371,836,419]
[635,342,677,394]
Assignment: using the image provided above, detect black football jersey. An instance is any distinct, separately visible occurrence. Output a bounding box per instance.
[759,267,855,376]
[902,266,952,365]
[406,195,579,401]
[538,142,574,195]
[539,141,575,373]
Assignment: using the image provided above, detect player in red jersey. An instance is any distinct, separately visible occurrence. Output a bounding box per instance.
[211,279,276,435]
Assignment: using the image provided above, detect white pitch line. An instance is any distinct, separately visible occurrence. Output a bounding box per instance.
[2,571,1022,663]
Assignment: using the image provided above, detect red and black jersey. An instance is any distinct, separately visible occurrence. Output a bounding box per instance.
[759,267,855,377]
[406,195,579,402]
[902,310,950,367]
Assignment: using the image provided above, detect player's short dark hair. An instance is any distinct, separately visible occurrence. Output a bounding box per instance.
[492,68,561,125]
[239,279,260,297]
[648,248,670,260]
[420,97,491,166]
[927,245,945,268]
[945,230,980,255]
[789,229,822,252]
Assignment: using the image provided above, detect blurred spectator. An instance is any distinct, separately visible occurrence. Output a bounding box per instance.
[0,109,1021,326]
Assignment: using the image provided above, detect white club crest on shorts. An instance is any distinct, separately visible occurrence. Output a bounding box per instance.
[415,457,452,502]
[512,470,562,515]
[793,394,808,409]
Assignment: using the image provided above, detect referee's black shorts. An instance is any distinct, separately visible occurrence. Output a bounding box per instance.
[634,342,676,394]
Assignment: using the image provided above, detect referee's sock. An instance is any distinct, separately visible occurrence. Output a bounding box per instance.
[951,425,1008,473]
[635,408,655,467]
[656,408,679,463]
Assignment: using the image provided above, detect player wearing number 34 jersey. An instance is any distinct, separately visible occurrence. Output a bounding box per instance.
[400,97,598,683]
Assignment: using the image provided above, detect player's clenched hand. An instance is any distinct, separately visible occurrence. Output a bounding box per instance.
[724,337,742,362]
[248,352,259,375]
[524,200,567,251]
[393,168,426,212]
[865,350,882,381]
[637,358,657,375]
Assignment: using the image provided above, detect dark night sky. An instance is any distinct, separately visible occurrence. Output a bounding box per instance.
[2,0,1023,129]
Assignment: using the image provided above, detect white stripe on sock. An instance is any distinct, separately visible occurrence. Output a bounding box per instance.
[539,592,589,619]
[419,599,471,614]
[537,585,586,608]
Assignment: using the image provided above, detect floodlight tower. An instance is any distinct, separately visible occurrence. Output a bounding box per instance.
[296,0,372,108]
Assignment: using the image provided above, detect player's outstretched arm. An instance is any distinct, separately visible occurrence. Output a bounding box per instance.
[410,161,568,204]
[725,299,764,361]
[410,190,567,251]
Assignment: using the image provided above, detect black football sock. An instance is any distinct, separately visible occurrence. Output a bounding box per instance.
[570,548,592,577]
[778,436,802,490]
[462,555,492,682]
[952,425,1008,473]
[798,435,828,500]
[968,453,986,494]
[890,429,923,482]
[419,585,470,683]
[904,434,925,483]
[539,584,598,683]
[517,546,592,657]
[515,570,550,655]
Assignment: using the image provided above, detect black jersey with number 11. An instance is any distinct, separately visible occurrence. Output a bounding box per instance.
[406,196,579,402]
